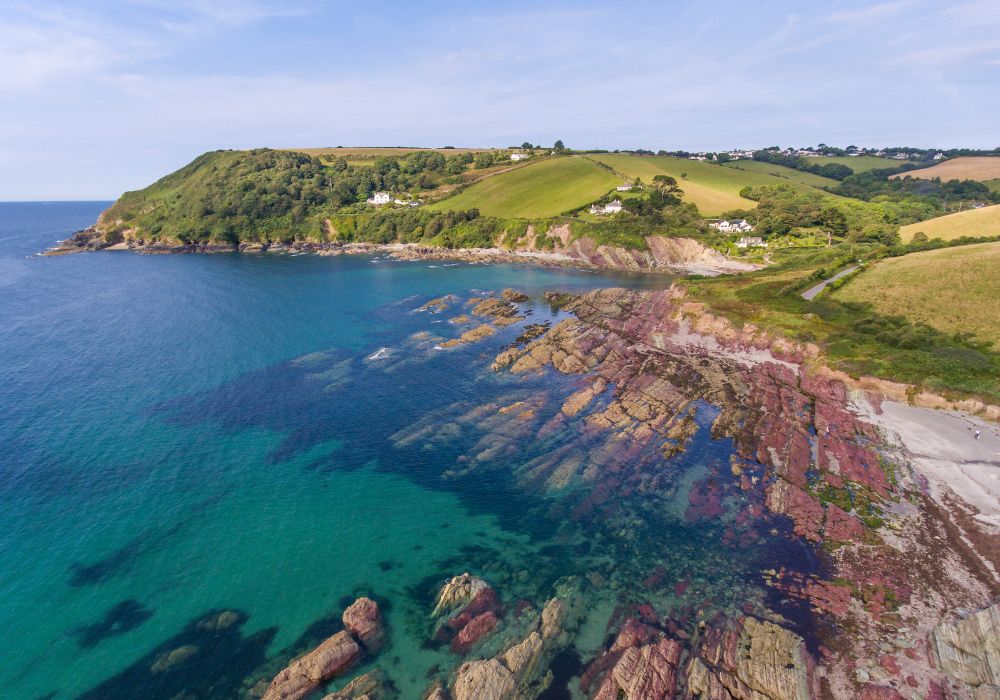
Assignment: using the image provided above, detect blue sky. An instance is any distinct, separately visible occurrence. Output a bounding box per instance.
[3,0,1000,199]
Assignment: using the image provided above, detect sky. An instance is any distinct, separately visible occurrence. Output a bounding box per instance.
[2,0,1000,200]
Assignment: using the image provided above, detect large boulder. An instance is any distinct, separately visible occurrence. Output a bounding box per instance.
[342,597,385,653]
[263,631,360,700]
[433,573,492,618]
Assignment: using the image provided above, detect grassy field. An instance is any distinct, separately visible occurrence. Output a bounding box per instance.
[899,204,1000,241]
[987,179,1000,194]
[428,156,619,218]
[722,159,839,188]
[801,155,910,172]
[586,154,838,216]
[891,156,1000,182]
[834,242,1000,350]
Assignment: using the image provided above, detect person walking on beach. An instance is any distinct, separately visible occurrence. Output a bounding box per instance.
[975,429,981,440]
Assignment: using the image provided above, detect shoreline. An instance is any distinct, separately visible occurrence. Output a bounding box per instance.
[43,228,760,277]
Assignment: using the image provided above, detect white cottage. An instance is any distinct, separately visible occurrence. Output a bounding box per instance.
[510,153,530,161]
[736,236,767,249]
[590,199,624,215]
[367,191,392,206]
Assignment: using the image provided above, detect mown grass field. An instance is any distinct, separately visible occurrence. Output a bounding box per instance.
[833,242,1000,350]
[428,156,619,218]
[987,179,1000,194]
[801,155,909,172]
[899,204,1000,241]
[721,159,839,188]
[586,154,834,216]
[891,156,1000,182]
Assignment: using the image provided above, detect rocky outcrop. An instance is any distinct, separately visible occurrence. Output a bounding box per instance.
[586,618,684,700]
[440,324,496,348]
[932,602,1000,695]
[685,617,811,700]
[263,598,385,700]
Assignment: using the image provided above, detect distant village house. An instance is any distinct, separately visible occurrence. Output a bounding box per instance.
[616,182,641,191]
[367,191,392,206]
[510,153,530,161]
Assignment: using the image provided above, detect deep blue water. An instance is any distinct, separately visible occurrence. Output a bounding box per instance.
[0,203,801,699]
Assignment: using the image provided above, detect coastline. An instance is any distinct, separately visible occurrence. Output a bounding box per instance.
[43,226,760,277]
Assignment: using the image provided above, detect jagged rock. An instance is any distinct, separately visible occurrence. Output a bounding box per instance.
[932,603,1000,694]
[503,631,544,676]
[594,636,684,700]
[452,658,516,700]
[263,631,360,700]
[433,574,491,618]
[342,597,385,653]
[685,617,810,700]
[322,669,393,699]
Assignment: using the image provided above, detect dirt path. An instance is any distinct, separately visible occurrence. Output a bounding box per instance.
[801,265,859,300]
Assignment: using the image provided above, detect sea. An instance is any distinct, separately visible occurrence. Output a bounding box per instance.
[0,202,812,699]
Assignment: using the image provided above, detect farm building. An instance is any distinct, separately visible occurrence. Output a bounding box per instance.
[510,153,530,161]
[616,183,640,192]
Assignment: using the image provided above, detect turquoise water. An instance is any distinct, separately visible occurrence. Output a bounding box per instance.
[1,203,812,699]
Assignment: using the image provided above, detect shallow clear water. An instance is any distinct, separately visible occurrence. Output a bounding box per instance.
[1,203,805,699]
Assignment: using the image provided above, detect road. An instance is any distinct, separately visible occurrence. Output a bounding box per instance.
[801,265,860,300]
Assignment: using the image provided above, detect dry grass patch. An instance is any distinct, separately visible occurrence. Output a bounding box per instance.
[891,156,1000,182]
[900,204,1000,242]
[834,242,1000,349]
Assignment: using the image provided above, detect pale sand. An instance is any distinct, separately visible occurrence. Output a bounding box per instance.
[855,398,1000,529]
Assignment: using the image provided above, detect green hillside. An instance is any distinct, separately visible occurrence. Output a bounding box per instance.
[428,156,618,218]
[585,154,834,216]
[722,159,839,189]
[800,155,910,173]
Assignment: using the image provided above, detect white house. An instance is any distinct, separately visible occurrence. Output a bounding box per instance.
[590,199,624,215]
[932,152,945,160]
[510,153,530,161]
[394,198,421,207]
[367,191,392,206]
[735,236,767,249]
[711,219,754,233]
[616,183,641,192]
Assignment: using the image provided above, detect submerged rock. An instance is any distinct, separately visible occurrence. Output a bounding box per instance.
[321,669,394,700]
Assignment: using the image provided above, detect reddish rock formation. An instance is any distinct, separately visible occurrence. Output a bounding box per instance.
[342,597,385,653]
[263,597,385,700]
[451,611,499,654]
